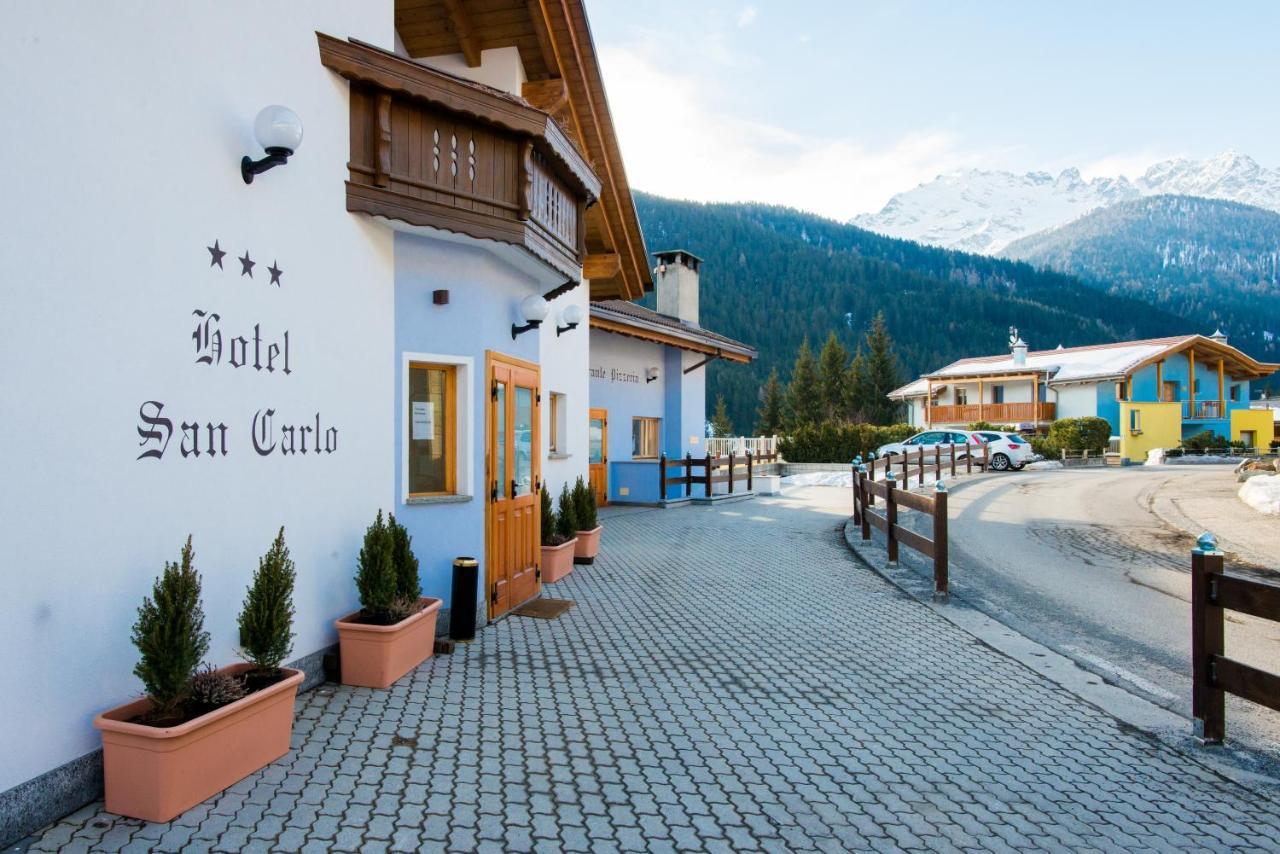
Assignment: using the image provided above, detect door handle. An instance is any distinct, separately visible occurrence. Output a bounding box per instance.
[510,479,517,499]
[491,481,498,503]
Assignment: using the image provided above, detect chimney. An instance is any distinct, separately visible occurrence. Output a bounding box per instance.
[1009,327,1028,366]
[654,249,702,326]
[1210,328,1228,345]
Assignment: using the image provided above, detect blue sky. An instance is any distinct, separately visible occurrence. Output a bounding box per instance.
[588,1,1280,219]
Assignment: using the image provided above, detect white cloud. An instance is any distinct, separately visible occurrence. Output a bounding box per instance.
[737,6,758,27]
[598,45,985,220]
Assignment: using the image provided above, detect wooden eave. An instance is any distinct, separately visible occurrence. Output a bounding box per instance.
[318,34,599,200]
[588,315,754,364]
[922,370,1051,383]
[392,0,652,301]
[1126,335,1280,382]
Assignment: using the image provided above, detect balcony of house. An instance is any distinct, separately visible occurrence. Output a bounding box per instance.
[318,34,601,285]
[1182,399,1226,421]
[927,402,1056,425]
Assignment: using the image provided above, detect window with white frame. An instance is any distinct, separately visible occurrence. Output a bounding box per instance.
[632,417,661,459]
[403,353,473,502]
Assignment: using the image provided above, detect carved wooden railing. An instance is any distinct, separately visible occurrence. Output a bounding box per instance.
[318,34,600,282]
[927,402,1055,425]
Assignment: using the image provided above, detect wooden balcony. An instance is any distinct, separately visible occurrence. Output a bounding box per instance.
[927,403,1055,425]
[318,34,602,283]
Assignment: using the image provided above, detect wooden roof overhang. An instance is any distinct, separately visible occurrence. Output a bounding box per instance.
[1127,335,1280,382]
[922,370,1051,383]
[394,0,652,301]
[588,315,755,364]
[319,34,601,284]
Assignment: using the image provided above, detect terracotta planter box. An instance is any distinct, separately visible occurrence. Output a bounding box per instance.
[335,597,441,689]
[573,525,603,564]
[541,538,577,583]
[94,663,303,823]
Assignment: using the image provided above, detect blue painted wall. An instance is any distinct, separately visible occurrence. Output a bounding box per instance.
[393,232,541,616]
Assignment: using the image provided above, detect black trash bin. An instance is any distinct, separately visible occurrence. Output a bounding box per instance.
[450,557,479,642]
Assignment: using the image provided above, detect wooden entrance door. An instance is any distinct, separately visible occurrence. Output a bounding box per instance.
[486,353,541,618]
[588,408,608,506]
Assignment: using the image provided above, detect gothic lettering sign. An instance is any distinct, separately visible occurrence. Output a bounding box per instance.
[589,366,640,384]
[135,240,340,461]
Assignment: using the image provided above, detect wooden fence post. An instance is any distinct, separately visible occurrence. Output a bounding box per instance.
[705,454,713,497]
[851,463,861,525]
[867,457,876,506]
[728,452,735,494]
[901,449,908,483]
[685,452,693,498]
[949,443,956,478]
[659,453,667,501]
[747,450,753,491]
[966,443,972,475]
[885,474,900,565]
[1191,543,1226,744]
[934,445,941,482]
[860,472,871,541]
[933,484,949,603]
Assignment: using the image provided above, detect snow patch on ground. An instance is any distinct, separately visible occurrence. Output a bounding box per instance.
[1239,474,1280,515]
[783,471,853,488]
[1167,455,1246,465]
[1025,460,1064,470]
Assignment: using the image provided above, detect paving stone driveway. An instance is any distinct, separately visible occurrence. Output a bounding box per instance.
[28,488,1280,852]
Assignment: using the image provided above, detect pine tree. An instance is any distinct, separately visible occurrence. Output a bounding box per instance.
[239,527,296,674]
[860,312,906,425]
[785,338,823,428]
[709,395,734,437]
[355,511,397,622]
[846,348,868,421]
[755,368,785,435]
[132,536,209,714]
[556,482,578,541]
[388,514,421,602]
[540,486,558,546]
[817,331,850,422]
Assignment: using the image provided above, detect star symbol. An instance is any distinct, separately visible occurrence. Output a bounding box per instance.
[239,251,255,278]
[268,260,283,287]
[207,240,226,269]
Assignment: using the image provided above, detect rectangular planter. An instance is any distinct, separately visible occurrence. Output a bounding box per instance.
[94,663,303,823]
[542,538,577,582]
[335,597,441,689]
[573,525,602,564]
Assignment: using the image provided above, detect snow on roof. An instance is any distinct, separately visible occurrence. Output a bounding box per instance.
[925,336,1195,384]
[888,378,931,399]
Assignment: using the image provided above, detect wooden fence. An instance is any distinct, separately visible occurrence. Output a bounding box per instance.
[1191,539,1280,743]
[660,450,781,499]
[852,463,950,602]
[862,442,988,489]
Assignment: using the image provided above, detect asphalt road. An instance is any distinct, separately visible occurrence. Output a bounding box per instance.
[937,465,1280,762]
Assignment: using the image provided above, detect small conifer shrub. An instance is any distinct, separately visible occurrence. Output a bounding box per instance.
[131,536,210,715]
[572,476,597,531]
[540,486,563,546]
[388,514,421,602]
[556,483,578,542]
[239,527,296,675]
[355,511,398,624]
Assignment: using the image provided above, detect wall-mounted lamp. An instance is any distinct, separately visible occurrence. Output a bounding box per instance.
[241,105,304,184]
[556,304,584,337]
[511,294,549,339]
[645,367,660,384]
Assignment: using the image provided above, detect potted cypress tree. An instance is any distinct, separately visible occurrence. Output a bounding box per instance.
[540,485,577,583]
[571,475,602,565]
[334,512,441,688]
[93,535,303,823]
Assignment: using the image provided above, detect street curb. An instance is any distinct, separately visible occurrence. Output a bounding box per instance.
[839,508,1280,798]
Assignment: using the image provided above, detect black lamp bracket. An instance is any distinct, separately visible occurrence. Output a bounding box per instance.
[242,147,293,184]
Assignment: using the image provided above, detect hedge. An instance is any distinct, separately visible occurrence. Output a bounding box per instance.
[779,422,915,463]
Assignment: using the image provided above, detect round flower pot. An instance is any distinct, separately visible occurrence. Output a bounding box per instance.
[334,597,442,689]
[94,663,304,823]
[541,538,577,583]
[573,525,603,564]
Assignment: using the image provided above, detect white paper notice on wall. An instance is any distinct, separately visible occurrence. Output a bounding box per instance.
[411,401,435,440]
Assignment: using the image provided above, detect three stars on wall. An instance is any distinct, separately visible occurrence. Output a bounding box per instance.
[207,239,283,287]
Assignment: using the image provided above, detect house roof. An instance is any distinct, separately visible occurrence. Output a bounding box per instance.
[393,0,651,301]
[589,300,756,363]
[893,335,1280,397]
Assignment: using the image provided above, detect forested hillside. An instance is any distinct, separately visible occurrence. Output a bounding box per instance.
[1002,195,1280,369]
[634,193,1188,431]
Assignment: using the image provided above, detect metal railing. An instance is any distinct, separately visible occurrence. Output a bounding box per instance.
[705,436,779,458]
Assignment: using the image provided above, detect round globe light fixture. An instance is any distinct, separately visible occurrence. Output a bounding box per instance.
[512,294,550,339]
[241,105,304,184]
[556,303,584,336]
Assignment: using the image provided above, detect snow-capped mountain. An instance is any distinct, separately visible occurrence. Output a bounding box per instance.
[853,151,1280,255]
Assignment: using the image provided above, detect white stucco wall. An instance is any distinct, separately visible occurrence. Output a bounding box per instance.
[1054,384,1099,419]
[415,47,528,97]
[0,2,395,792]
[540,284,591,499]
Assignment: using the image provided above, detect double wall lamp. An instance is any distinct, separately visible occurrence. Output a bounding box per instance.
[241,105,304,184]
[512,296,585,339]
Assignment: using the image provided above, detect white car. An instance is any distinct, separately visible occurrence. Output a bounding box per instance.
[875,429,1036,472]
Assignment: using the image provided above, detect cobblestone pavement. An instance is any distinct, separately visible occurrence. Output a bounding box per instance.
[27,488,1280,852]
